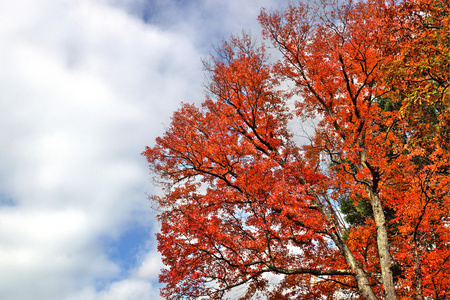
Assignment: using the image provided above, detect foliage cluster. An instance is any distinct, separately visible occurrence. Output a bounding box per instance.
[143,0,450,299]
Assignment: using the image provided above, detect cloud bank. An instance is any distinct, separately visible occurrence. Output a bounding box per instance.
[0,0,283,299]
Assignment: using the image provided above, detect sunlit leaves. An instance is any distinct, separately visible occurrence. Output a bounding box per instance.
[144,1,450,299]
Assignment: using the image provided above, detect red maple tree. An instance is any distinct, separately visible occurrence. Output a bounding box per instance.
[143,0,450,299]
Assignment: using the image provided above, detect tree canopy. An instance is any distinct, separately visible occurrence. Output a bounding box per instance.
[143,0,450,299]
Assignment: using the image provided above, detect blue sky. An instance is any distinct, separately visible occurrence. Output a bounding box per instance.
[0,0,285,299]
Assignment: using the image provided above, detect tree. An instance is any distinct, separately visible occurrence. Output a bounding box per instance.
[143,0,450,299]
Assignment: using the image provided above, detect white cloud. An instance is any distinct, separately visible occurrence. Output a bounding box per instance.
[69,278,163,300]
[0,208,121,300]
[136,243,164,280]
[0,0,286,299]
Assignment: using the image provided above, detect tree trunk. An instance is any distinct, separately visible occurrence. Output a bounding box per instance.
[308,190,378,300]
[367,189,398,300]
[330,231,379,300]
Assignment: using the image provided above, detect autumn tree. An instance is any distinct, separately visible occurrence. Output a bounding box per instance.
[143,0,450,299]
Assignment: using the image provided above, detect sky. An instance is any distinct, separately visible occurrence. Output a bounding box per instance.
[0,0,285,299]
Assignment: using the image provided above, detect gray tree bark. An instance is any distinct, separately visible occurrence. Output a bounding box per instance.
[366,188,398,300]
